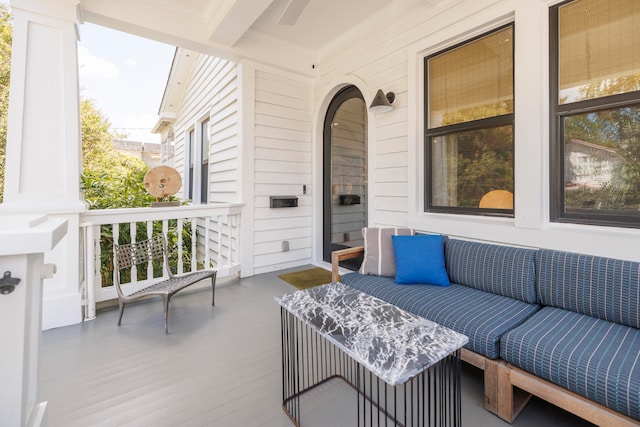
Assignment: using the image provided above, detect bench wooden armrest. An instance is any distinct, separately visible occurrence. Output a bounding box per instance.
[331,246,364,282]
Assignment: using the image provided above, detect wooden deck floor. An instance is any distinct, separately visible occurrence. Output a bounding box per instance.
[40,267,590,426]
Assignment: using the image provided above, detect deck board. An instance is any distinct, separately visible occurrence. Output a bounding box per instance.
[40,267,591,426]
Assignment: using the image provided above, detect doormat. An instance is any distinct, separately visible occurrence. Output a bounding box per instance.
[278,267,337,291]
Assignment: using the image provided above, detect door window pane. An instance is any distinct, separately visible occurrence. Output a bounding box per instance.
[331,98,366,248]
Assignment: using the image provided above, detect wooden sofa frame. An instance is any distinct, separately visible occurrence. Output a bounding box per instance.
[331,245,640,426]
[114,235,217,334]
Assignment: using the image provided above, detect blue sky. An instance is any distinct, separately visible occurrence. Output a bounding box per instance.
[78,23,175,143]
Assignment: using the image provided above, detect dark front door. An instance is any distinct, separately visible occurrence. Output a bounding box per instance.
[323,86,367,268]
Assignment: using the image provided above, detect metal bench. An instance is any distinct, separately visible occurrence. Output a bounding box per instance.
[113,235,217,333]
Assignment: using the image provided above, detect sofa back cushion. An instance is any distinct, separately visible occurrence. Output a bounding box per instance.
[360,227,414,277]
[445,239,537,304]
[537,249,640,329]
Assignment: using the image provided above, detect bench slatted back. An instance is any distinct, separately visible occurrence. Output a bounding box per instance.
[114,235,167,275]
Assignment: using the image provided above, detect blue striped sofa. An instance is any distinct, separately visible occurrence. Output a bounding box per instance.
[499,249,640,426]
[331,239,640,426]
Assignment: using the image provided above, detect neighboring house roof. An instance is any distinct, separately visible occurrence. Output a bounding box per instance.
[112,139,171,168]
[566,139,625,160]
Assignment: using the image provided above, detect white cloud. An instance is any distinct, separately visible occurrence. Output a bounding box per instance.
[122,112,156,128]
[126,59,140,67]
[78,46,120,79]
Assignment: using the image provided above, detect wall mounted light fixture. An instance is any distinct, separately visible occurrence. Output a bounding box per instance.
[369,89,395,113]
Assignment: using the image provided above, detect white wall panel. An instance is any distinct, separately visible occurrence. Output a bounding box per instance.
[172,53,240,204]
[251,68,313,273]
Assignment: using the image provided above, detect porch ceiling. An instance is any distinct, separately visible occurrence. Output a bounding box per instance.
[78,0,447,75]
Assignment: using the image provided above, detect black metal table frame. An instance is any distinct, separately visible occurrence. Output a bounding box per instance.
[280,307,462,426]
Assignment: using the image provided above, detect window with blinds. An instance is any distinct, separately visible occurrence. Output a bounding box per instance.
[551,0,640,228]
[425,24,514,216]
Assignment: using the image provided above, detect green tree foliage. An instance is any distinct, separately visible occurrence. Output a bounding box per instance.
[0,4,12,204]
[80,98,157,209]
[454,126,513,207]
[439,105,513,209]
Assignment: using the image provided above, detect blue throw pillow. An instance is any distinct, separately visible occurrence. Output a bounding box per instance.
[391,234,450,286]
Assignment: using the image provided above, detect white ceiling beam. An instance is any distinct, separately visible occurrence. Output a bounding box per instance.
[277,0,309,25]
[208,0,275,47]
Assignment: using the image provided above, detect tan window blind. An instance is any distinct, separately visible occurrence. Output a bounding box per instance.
[559,0,640,103]
[428,26,513,128]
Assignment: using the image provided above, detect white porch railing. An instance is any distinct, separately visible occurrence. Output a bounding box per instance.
[79,203,243,320]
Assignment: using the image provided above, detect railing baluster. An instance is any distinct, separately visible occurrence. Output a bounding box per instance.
[217,215,223,269]
[113,223,120,288]
[84,224,97,321]
[129,222,138,284]
[232,215,237,265]
[191,218,197,272]
[93,225,102,290]
[177,218,184,275]
[231,213,238,267]
[205,215,211,270]
[162,220,169,277]
[146,221,153,279]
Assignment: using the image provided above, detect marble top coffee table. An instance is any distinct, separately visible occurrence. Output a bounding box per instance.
[276,282,468,426]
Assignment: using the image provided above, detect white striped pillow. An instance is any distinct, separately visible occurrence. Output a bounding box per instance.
[359,227,414,277]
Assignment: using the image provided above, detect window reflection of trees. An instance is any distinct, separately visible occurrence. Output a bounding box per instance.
[563,76,640,212]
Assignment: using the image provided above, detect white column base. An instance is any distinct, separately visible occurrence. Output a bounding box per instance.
[42,291,82,330]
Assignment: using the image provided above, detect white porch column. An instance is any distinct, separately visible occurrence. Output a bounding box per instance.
[3,0,85,329]
[0,215,67,427]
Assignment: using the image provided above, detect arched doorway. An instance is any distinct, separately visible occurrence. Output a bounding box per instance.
[322,86,367,268]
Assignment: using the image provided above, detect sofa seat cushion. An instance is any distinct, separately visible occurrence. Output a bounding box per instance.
[501,306,640,421]
[341,272,540,359]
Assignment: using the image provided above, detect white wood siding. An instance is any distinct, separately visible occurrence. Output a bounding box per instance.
[170,53,241,267]
[173,54,239,203]
[252,69,313,274]
[172,55,315,276]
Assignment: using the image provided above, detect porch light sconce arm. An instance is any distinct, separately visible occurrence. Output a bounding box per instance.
[369,89,395,113]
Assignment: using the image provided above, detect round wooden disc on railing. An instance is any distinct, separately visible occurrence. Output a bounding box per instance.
[144,166,182,199]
